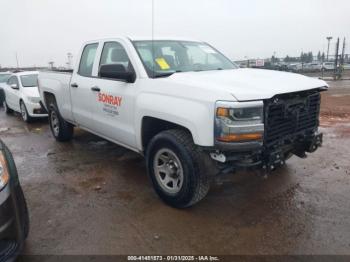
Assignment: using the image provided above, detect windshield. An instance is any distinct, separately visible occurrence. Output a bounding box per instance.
[133,40,238,78]
[20,74,38,87]
[0,74,11,83]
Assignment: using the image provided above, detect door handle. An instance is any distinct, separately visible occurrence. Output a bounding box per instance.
[71,83,78,88]
[91,86,101,92]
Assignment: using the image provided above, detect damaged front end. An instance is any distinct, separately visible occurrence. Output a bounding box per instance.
[211,88,326,175]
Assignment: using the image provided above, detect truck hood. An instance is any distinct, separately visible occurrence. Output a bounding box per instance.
[166,68,328,101]
[22,86,40,98]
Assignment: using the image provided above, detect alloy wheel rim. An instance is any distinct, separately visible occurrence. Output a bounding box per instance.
[153,148,184,194]
[50,111,60,136]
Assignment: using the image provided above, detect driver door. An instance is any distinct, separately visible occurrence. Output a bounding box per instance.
[89,41,138,148]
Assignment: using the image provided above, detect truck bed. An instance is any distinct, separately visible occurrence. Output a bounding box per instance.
[38,70,73,122]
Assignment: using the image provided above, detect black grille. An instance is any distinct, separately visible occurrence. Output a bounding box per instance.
[264,90,320,146]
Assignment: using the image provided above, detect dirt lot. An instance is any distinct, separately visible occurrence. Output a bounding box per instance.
[1,81,350,256]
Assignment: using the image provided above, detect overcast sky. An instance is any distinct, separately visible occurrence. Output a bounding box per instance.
[0,0,349,67]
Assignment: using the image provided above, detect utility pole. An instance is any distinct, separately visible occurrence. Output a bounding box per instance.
[334,37,340,80]
[326,36,333,61]
[15,52,19,69]
[67,52,73,69]
[48,61,54,69]
[340,37,346,65]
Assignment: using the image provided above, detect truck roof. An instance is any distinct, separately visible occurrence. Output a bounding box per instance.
[84,36,202,43]
[129,36,201,42]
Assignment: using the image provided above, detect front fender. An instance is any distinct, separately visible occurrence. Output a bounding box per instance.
[135,93,214,149]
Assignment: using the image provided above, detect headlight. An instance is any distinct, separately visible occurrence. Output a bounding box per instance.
[215,101,264,142]
[0,151,10,190]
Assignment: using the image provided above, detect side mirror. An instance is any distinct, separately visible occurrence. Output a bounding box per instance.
[99,64,136,83]
[10,84,19,89]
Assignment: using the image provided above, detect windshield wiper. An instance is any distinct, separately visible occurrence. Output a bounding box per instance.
[153,70,182,78]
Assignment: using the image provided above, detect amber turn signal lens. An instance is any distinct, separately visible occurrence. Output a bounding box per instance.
[0,153,10,188]
[217,133,263,142]
[216,107,229,117]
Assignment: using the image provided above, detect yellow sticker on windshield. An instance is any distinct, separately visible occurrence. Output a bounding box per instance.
[155,57,170,70]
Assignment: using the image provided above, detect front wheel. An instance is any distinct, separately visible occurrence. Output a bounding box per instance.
[3,101,13,114]
[146,129,210,208]
[20,101,33,123]
[48,101,74,142]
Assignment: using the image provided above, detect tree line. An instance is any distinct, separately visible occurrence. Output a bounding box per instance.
[271,51,326,63]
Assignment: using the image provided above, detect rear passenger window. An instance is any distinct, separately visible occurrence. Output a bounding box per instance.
[78,43,98,77]
[99,42,131,71]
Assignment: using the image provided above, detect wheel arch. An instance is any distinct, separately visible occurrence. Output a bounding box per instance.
[43,91,57,109]
[135,93,214,151]
[141,116,194,153]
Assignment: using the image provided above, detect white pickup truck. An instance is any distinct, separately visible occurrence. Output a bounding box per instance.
[38,37,327,208]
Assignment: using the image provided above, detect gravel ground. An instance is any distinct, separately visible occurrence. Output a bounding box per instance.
[0,80,350,256]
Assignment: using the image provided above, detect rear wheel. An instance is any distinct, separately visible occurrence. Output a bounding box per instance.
[48,101,74,142]
[146,129,210,208]
[20,101,33,123]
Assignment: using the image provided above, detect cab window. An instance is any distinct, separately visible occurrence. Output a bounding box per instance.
[99,42,131,72]
[78,43,98,77]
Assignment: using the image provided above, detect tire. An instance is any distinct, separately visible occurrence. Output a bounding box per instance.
[3,100,13,114]
[0,89,4,107]
[17,186,30,239]
[146,129,210,208]
[48,100,74,142]
[1,141,29,239]
[20,101,33,123]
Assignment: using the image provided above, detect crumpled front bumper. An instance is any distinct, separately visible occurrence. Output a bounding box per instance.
[209,131,323,174]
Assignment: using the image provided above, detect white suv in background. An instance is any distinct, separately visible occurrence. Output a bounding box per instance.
[3,71,47,122]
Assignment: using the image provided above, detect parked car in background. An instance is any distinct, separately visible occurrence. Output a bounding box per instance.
[343,63,350,70]
[38,37,327,207]
[262,63,288,71]
[322,62,335,71]
[2,71,47,122]
[303,63,322,72]
[0,139,29,261]
[287,63,303,72]
[0,72,11,107]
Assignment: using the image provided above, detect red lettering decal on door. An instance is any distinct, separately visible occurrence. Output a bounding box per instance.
[97,92,123,107]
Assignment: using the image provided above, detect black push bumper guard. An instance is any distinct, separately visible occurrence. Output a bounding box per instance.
[212,89,324,175]
[212,130,323,175]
